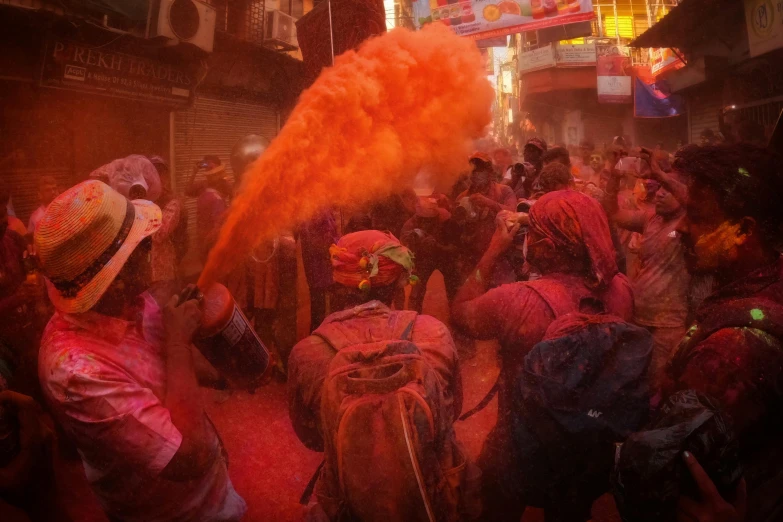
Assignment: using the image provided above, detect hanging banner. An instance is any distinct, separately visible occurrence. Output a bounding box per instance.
[651,47,685,76]
[634,76,684,118]
[555,41,596,66]
[519,44,556,73]
[412,0,594,41]
[745,0,783,58]
[596,44,631,103]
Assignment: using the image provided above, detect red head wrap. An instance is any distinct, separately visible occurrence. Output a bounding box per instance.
[330,230,415,290]
[528,190,618,289]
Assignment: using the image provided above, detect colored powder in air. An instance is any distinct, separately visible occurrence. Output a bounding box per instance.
[199,24,493,287]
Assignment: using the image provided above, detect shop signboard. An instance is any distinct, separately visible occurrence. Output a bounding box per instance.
[745,0,783,57]
[554,41,596,66]
[39,40,195,106]
[651,47,685,76]
[519,44,556,73]
[596,44,631,103]
[412,0,594,41]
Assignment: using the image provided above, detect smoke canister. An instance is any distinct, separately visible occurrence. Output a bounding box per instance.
[191,283,270,390]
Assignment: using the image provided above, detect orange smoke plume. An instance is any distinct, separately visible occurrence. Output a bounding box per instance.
[199,23,493,287]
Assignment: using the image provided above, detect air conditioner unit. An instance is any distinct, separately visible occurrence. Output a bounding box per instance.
[148,0,216,53]
[265,10,298,49]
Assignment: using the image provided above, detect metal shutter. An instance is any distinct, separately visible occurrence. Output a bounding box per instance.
[582,113,619,150]
[172,96,279,254]
[1,168,73,228]
[688,83,722,144]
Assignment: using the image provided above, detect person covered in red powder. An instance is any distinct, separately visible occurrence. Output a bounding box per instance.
[287,230,469,521]
[400,197,461,313]
[0,186,43,396]
[658,144,783,522]
[35,181,246,522]
[451,189,633,522]
[604,160,690,392]
[456,152,517,286]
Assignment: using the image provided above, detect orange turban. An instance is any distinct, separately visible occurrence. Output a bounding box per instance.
[329,230,415,290]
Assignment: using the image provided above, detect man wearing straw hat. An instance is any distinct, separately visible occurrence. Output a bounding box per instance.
[35,180,246,521]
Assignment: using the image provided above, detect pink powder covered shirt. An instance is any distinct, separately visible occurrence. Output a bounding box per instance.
[38,292,246,522]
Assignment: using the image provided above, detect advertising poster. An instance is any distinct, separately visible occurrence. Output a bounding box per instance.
[745,0,783,57]
[596,44,631,103]
[519,44,556,73]
[555,41,596,66]
[651,47,685,76]
[412,0,595,41]
[634,76,684,118]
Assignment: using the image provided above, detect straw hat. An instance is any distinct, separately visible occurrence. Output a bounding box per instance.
[35,180,162,314]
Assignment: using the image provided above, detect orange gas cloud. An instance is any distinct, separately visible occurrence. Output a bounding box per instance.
[199,24,494,287]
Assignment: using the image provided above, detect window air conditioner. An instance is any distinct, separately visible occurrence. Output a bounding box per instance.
[148,0,217,53]
[265,10,298,49]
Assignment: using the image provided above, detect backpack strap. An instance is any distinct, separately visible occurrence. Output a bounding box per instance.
[396,311,418,341]
[458,381,498,421]
[313,308,418,350]
[526,279,585,319]
[460,281,577,423]
[299,460,326,505]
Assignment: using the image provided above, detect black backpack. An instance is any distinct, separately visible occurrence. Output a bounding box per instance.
[510,306,653,509]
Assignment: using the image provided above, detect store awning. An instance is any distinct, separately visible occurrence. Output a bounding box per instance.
[523,67,596,97]
[631,0,743,50]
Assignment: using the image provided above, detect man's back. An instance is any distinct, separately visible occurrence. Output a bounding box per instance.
[457,273,633,421]
[287,301,460,452]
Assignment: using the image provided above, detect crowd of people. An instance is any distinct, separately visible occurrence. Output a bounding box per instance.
[0,128,781,522]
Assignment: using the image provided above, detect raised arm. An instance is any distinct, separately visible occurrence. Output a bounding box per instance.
[602,166,648,233]
[642,150,689,206]
[160,294,217,481]
[452,220,519,339]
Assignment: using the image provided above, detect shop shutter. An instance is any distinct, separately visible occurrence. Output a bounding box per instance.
[1,168,73,228]
[173,95,279,257]
[736,98,783,132]
[582,113,618,150]
[688,83,722,144]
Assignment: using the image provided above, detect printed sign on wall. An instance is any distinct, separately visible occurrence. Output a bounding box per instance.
[745,0,783,57]
[39,40,194,106]
[413,0,595,41]
[596,44,631,103]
